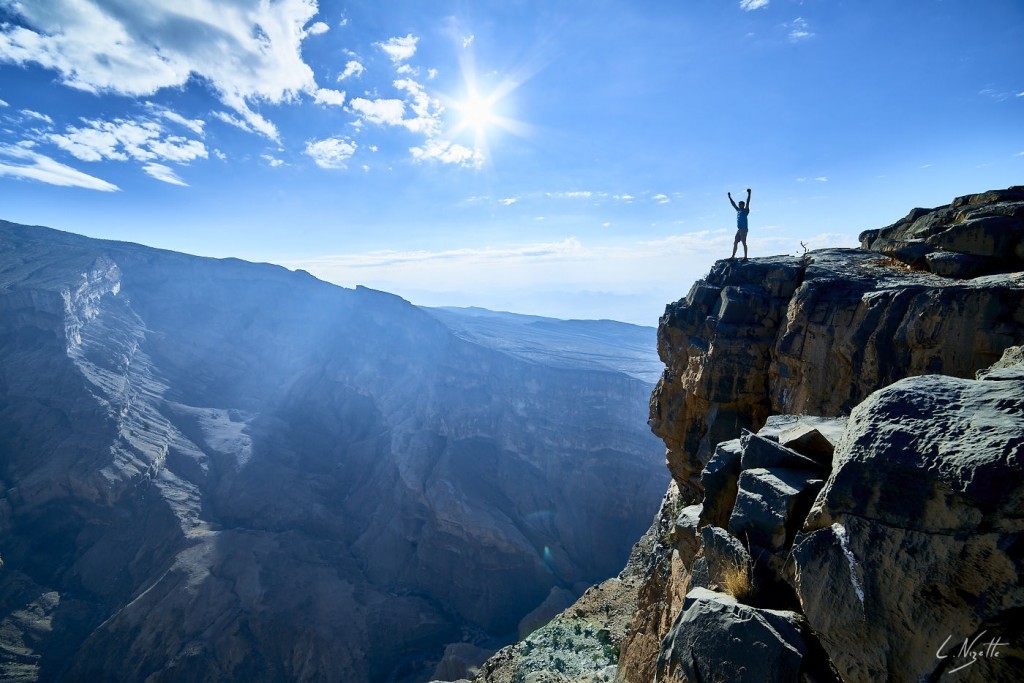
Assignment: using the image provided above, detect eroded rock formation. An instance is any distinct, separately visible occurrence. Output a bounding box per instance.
[0,219,666,682]
[470,188,1024,683]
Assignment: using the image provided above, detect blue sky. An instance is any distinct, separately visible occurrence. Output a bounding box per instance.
[1,0,1021,324]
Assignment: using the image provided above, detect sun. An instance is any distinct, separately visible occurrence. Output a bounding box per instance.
[454,89,498,135]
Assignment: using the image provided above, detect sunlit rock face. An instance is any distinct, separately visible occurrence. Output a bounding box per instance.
[0,219,665,682]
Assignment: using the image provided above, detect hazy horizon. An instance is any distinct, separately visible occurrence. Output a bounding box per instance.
[1,0,1021,325]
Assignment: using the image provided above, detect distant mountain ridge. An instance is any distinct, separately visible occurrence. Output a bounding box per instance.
[0,219,666,682]
[424,307,661,384]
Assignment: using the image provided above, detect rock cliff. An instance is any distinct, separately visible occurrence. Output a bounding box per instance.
[469,187,1024,683]
[0,219,666,682]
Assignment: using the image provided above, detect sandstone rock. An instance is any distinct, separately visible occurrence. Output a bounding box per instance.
[729,468,824,552]
[655,587,834,683]
[791,370,1024,682]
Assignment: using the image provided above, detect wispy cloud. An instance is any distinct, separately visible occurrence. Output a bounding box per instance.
[0,142,119,191]
[20,109,53,125]
[0,99,8,107]
[787,17,814,42]
[547,191,594,199]
[499,197,518,206]
[652,193,670,204]
[739,0,769,10]
[142,162,187,186]
[260,154,284,167]
[304,136,357,169]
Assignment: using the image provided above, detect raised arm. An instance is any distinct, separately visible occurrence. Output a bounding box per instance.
[745,188,752,210]
[728,192,739,210]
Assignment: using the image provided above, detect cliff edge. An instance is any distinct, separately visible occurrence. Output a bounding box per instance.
[469,187,1024,683]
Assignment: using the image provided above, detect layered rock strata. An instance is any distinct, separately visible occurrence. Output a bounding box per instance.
[470,188,1024,683]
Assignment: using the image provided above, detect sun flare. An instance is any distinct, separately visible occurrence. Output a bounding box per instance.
[455,90,498,134]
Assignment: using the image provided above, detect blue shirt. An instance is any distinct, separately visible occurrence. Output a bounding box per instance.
[737,208,749,230]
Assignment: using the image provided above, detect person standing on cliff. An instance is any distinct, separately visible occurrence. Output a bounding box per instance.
[728,188,751,260]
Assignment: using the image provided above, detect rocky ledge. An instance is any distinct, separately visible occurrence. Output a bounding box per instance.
[467,187,1024,683]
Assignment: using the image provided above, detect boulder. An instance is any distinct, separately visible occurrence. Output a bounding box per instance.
[670,504,702,561]
[924,250,990,278]
[924,215,1024,259]
[859,187,1024,271]
[655,588,834,683]
[739,431,829,474]
[729,468,824,552]
[698,525,751,598]
[791,369,1024,682]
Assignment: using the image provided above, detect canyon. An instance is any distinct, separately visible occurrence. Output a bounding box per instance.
[0,219,666,682]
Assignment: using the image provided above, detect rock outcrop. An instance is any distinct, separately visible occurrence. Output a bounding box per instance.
[860,186,1024,276]
[471,187,1024,683]
[0,219,666,682]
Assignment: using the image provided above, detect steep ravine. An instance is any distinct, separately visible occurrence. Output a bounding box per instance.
[469,187,1024,683]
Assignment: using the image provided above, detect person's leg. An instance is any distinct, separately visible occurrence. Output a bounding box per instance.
[742,237,748,260]
[731,239,738,258]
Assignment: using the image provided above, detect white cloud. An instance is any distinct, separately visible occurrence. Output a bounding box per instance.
[261,154,284,167]
[20,109,53,124]
[377,34,418,63]
[49,117,207,164]
[211,111,254,133]
[462,34,475,48]
[313,88,346,106]
[788,17,814,42]
[306,21,329,36]
[349,97,407,126]
[547,191,593,199]
[338,60,365,81]
[427,68,438,80]
[500,197,518,206]
[652,193,670,204]
[614,194,635,202]
[0,0,330,141]
[305,136,357,168]
[740,0,769,10]
[213,148,227,160]
[815,176,828,182]
[0,99,8,107]
[147,105,205,135]
[142,162,187,186]
[0,142,119,191]
[409,138,482,168]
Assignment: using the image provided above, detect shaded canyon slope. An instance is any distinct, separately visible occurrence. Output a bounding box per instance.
[468,187,1024,683]
[0,219,666,682]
